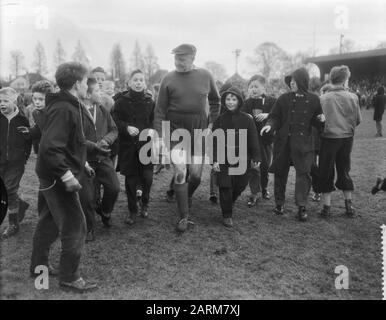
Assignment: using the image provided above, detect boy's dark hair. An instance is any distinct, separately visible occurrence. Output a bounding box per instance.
[55,62,88,90]
[248,74,266,87]
[329,65,351,85]
[129,69,144,79]
[31,80,54,95]
[91,66,106,74]
[87,76,98,94]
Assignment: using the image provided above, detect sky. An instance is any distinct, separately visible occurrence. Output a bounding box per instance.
[1,0,385,80]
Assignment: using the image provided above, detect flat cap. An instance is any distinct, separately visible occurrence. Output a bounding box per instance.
[171,43,197,55]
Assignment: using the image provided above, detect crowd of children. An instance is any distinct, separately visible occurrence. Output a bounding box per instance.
[0,52,380,292]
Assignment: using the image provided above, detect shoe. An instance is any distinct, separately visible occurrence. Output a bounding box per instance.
[140,205,148,218]
[176,218,188,233]
[209,194,217,204]
[96,206,111,228]
[345,199,355,217]
[59,277,98,293]
[222,217,233,228]
[262,190,270,200]
[311,193,321,202]
[2,224,19,239]
[18,199,29,223]
[371,178,383,195]
[320,205,331,218]
[247,195,258,207]
[124,212,136,225]
[166,190,174,202]
[86,230,95,242]
[297,206,308,222]
[273,205,284,215]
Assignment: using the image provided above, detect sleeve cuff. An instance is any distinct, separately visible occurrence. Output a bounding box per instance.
[61,170,74,182]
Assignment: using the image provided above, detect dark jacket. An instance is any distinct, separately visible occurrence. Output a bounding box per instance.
[267,68,324,174]
[112,89,155,176]
[35,90,88,182]
[0,111,31,166]
[242,94,277,145]
[83,104,118,162]
[212,87,261,187]
[373,87,386,122]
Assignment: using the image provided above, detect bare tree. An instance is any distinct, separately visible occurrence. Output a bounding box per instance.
[72,40,90,67]
[110,43,127,89]
[32,41,48,75]
[204,61,228,82]
[130,39,145,70]
[376,41,386,49]
[248,42,289,79]
[143,44,160,85]
[9,50,26,78]
[53,39,67,69]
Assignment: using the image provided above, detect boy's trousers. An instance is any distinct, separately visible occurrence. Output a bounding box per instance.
[273,141,313,207]
[78,173,96,232]
[89,158,120,215]
[30,178,87,283]
[248,143,272,195]
[0,162,25,211]
[317,137,354,193]
[125,168,153,213]
[219,173,249,218]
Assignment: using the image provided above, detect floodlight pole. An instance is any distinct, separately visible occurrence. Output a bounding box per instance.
[233,49,241,74]
[339,34,344,54]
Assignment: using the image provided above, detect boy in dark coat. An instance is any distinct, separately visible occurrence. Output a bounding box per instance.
[212,87,261,227]
[30,62,97,293]
[373,86,386,137]
[242,75,276,206]
[79,77,119,241]
[0,87,32,238]
[113,69,155,224]
[261,68,325,221]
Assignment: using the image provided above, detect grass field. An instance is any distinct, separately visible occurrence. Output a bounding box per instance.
[1,108,385,300]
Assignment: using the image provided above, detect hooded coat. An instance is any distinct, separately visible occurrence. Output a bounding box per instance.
[112,88,155,176]
[212,87,261,188]
[373,87,386,122]
[266,68,324,175]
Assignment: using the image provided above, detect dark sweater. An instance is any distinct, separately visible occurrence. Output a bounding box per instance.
[154,68,220,134]
[0,110,31,166]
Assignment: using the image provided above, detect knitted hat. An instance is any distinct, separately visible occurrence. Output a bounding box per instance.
[221,86,244,109]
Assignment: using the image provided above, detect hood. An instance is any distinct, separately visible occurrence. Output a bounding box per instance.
[284,67,310,94]
[221,86,244,112]
[45,90,81,110]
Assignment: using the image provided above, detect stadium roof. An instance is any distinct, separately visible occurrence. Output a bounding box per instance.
[305,48,386,79]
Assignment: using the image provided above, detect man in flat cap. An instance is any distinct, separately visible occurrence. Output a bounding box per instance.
[154,44,220,233]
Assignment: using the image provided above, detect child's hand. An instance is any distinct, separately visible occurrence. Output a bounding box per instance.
[127,126,139,136]
[17,126,30,134]
[260,125,271,135]
[212,162,220,172]
[63,176,82,192]
[317,114,326,122]
[255,113,269,122]
[251,161,261,170]
[97,139,109,149]
[85,164,95,178]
